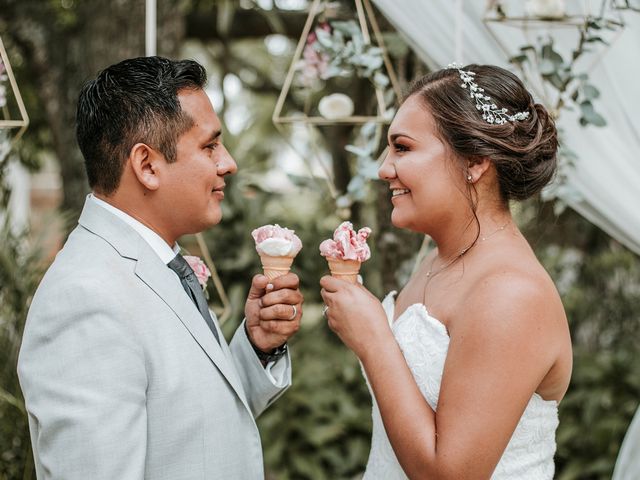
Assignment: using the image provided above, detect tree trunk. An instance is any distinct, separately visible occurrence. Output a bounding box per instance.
[5,0,186,225]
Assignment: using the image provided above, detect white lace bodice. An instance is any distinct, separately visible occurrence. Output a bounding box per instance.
[363,292,559,480]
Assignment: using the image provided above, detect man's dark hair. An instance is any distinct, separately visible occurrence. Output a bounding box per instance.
[76,56,207,194]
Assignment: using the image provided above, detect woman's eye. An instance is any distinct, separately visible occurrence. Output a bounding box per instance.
[394,143,408,153]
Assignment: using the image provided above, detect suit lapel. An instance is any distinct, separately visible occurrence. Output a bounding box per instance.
[78,196,251,414]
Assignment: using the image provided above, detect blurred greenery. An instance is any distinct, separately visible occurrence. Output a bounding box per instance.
[0,219,45,480]
[1,1,639,480]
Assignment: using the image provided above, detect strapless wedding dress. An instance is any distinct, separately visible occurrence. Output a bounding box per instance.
[362,292,559,479]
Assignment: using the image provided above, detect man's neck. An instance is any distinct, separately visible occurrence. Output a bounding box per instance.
[93,192,177,246]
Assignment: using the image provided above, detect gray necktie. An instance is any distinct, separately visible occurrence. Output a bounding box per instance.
[167,254,221,345]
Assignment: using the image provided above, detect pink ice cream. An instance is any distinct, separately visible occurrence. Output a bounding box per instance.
[252,224,303,257]
[319,221,372,262]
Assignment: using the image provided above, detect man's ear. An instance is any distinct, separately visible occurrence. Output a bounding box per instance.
[466,156,492,184]
[129,143,162,191]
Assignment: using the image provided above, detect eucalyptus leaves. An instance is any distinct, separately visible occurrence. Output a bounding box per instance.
[297,19,390,90]
[509,16,624,127]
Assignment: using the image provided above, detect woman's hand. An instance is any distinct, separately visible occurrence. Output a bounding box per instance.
[319,275,392,359]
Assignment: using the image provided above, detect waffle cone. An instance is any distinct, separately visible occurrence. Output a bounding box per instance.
[259,254,295,280]
[327,258,361,284]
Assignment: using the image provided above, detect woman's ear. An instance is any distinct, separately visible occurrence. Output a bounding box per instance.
[466,156,492,184]
[129,143,162,191]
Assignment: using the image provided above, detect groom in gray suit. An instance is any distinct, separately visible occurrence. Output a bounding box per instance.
[18,56,303,479]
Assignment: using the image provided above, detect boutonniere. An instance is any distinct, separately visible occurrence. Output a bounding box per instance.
[183,255,211,297]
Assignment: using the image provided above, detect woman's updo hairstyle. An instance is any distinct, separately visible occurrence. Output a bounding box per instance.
[407,64,558,202]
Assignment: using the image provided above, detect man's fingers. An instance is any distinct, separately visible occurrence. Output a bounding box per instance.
[259,318,301,336]
[261,289,304,308]
[259,303,301,321]
[269,273,300,290]
[247,274,270,299]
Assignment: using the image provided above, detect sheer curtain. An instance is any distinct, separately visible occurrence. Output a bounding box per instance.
[372,0,640,256]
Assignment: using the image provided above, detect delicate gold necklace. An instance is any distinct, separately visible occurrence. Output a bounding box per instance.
[425,221,510,280]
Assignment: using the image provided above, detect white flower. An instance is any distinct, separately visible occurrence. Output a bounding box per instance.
[525,0,566,19]
[318,93,354,120]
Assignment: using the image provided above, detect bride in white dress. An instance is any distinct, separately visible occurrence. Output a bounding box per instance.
[320,64,573,479]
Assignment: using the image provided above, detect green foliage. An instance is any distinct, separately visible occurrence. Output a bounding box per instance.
[313,19,389,89]
[531,209,640,480]
[509,38,608,128]
[507,11,625,129]
[259,321,372,480]
[0,221,45,480]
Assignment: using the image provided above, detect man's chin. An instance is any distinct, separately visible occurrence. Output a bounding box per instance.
[205,208,223,228]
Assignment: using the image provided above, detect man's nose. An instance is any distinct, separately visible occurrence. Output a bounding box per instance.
[217,145,238,175]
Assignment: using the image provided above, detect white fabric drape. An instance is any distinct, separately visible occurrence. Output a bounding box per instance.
[372,0,640,256]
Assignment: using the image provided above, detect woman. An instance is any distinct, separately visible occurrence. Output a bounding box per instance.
[320,64,572,479]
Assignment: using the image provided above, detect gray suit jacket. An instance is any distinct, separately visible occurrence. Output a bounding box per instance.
[18,197,291,479]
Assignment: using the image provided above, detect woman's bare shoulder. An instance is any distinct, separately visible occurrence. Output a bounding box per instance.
[457,243,567,339]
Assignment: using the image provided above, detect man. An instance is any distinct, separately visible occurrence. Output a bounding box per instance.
[18,56,302,479]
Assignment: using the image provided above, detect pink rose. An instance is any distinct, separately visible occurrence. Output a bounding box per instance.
[184,255,211,288]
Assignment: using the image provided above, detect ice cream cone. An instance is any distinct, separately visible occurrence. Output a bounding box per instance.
[260,254,295,280]
[327,258,361,284]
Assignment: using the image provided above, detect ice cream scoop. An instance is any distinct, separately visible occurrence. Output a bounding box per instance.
[252,224,303,279]
[319,221,371,283]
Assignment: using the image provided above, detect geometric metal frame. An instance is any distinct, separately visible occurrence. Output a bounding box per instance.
[272,0,402,126]
[0,35,29,145]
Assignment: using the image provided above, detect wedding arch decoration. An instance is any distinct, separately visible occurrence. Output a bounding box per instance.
[272,0,401,208]
[0,34,30,224]
[0,35,29,163]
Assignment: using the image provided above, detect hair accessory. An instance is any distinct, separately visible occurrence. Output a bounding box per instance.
[447,63,530,125]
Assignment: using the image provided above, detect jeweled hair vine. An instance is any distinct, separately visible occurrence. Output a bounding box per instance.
[447,63,530,125]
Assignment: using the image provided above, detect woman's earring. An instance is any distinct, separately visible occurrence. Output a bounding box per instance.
[466,174,473,183]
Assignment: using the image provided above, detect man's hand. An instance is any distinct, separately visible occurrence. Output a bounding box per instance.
[245,273,303,352]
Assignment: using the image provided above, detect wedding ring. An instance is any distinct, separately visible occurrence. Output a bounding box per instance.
[287,304,298,320]
[322,304,329,317]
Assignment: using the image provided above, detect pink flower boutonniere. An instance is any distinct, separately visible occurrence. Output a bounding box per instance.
[184,255,211,289]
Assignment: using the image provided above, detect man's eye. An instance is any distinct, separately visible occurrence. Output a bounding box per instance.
[205,142,219,150]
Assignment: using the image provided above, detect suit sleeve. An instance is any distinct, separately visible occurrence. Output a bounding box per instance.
[228,319,291,417]
[18,277,147,480]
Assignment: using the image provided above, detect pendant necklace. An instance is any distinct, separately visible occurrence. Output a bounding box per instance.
[425,221,510,281]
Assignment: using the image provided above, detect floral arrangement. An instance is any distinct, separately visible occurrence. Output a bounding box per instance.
[296,19,389,91]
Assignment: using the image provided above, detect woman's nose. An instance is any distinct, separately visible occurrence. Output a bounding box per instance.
[378,154,397,181]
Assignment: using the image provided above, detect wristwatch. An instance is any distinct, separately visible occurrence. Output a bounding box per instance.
[244,322,288,363]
